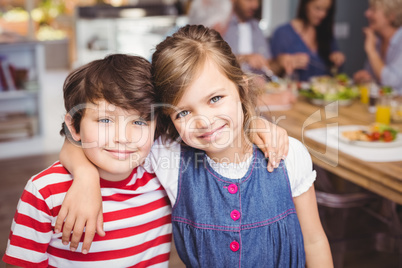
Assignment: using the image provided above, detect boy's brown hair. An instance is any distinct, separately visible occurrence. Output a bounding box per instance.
[60,54,156,136]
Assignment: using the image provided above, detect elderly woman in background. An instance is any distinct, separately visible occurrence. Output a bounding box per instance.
[270,0,345,81]
[354,0,402,95]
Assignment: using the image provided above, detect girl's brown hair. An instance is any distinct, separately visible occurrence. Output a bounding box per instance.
[152,24,257,143]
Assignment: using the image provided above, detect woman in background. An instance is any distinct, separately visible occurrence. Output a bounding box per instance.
[270,0,345,81]
[354,0,402,95]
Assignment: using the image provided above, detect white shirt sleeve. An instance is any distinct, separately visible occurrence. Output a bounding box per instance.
[285,137,316,197]
[144,137,181,206]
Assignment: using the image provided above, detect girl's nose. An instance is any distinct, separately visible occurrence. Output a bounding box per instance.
[194,116,210,129]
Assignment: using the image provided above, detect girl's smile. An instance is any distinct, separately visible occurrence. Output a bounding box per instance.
[197,123,227,141]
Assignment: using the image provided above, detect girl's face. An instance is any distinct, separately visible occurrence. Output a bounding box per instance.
[170,59,248,161]
[365,4,393,32]
[306,0,332,26]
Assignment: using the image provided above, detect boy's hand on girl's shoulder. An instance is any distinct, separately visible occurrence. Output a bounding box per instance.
[252,118,289,172]
[55,179,105,254]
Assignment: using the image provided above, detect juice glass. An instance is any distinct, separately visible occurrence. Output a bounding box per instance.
[376,96,391,125]
[359,83,369,104]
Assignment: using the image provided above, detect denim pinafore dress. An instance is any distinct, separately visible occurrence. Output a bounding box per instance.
[172,147,306,267]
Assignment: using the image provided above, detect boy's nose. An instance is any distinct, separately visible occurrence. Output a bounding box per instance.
[113,124,129,143]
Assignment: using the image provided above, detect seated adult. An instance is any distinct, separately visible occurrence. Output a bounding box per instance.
[354,0,402,95]
[222,0,297,107]
[270,0,345,81]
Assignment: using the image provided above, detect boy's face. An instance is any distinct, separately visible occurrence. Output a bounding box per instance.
[72,100,155,181]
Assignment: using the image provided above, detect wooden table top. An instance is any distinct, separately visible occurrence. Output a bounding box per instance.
[264,98,402,204]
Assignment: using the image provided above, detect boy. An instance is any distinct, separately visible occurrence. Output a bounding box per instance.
[2,54,172,267]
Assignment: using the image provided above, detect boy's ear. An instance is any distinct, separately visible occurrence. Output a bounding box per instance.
[64,113,81,142]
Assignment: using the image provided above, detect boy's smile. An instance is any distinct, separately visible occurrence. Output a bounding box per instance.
[70,101,155,181]
[170,59,251,163]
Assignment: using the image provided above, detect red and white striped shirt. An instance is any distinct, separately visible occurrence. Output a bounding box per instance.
[3,161,172,268]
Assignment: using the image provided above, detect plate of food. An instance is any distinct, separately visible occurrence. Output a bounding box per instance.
[299,74,359,106]
[339,124,402,148]
[264,80,288,94]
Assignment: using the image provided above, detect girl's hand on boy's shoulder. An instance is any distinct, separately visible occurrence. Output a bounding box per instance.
[252,118,289,172]
[55,174,105,254]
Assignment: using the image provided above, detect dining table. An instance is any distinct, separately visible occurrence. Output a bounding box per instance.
[262,97,402,205]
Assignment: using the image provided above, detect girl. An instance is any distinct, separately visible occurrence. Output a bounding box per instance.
[151,25,332,267]
[57,26,331,266]
[270,0,345,81]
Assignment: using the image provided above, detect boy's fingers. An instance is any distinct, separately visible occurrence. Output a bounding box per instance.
[267,161,274,172]
[267,150,277,172]
[70,218,86,252]
[82,220,96,254]
[283,134,289,159]
[96,212,105,237]
[54,207,68,233]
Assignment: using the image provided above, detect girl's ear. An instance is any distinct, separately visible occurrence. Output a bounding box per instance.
[64,113,81,142]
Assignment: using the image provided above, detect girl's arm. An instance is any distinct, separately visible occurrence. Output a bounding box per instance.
[55,138,105,254]
[293,186,333,267]
[251,117,289,172]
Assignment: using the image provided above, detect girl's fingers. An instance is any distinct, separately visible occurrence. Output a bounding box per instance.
[54,207,68,234]
[61,216,75,246]
[96,212,105,237]
[81,219,96,254]
[69,218,86,252]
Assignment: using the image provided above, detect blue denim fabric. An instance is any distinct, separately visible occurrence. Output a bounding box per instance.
[172,146,305,267]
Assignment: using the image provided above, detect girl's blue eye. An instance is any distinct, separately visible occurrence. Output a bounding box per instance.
[134,121,147,126]
[177,110,190,119]
[211,96,222,103]
[99,118,111,123]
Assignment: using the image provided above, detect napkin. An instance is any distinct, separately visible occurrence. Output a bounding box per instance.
[304,125,402,162]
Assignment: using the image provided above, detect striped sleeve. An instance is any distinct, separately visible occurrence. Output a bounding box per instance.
[3,178,53,267]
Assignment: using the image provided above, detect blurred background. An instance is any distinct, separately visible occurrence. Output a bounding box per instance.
[3,1,398,268]
[0,0,368,159]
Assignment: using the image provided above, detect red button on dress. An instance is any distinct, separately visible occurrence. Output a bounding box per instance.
[228,184,238,194]
[230,241,240,252]
[230,209,240,221]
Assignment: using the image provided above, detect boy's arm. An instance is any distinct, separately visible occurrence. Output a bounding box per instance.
[55,138,105,254]
[251,117,289,172]
[294,186,334,267]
